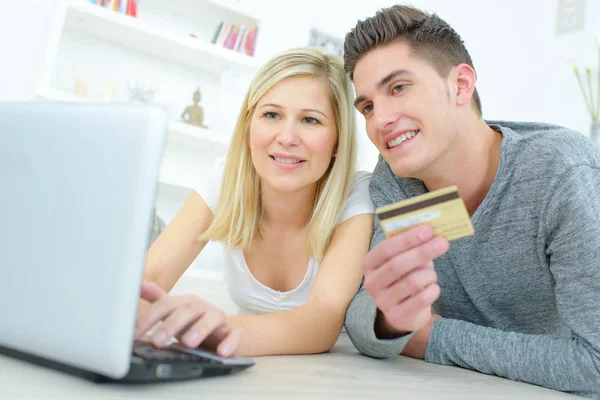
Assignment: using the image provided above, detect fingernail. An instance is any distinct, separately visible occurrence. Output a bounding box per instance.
[152,330,168,346]
[433,237,447,251]
[183,331,201,347]
[418,226,433,240]
[220,344,231,356]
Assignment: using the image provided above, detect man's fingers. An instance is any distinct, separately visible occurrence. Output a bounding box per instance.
[140,282,166,303]
[373,267,438,313]
[363,237,442,294]
[363,233,447,294]
[384,283,441,332]
[362,225,435,272]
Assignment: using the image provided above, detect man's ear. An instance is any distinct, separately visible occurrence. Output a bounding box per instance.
[452,63,477,108]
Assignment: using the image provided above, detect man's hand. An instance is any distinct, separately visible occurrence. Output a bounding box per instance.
[400,314,441,359]
[135,282,242,358]
[363,225,448,338]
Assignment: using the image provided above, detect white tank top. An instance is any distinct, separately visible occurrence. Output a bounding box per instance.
[223,247,319,315]
[195,157,374,315]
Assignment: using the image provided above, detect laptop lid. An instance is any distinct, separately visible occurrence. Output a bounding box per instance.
[0,102,167,379]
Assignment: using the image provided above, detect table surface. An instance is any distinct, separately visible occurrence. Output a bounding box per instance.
[0,333,578,400]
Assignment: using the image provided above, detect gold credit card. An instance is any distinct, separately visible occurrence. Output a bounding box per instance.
[376,186,474,241]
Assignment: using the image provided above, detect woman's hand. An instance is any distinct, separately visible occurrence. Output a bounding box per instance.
[135,282,242,358]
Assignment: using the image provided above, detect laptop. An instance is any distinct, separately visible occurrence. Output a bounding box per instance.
[0,102,254,382]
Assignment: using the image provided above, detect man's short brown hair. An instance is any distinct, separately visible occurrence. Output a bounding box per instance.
[344,5,482,115]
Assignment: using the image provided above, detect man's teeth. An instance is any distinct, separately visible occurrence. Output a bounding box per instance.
[274,156,302,164]
[387,131,419,148]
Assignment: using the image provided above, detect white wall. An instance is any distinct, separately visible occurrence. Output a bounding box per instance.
[0,0,61,100]
[3,0,599,283]
[424,0,599,137]
[6,0,595,168]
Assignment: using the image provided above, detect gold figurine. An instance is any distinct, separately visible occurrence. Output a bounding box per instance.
[181,88,208,128]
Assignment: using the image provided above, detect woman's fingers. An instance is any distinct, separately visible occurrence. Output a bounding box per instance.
[216,327,243,358]
[151,299,206,347]
[135,290,240,357]
[140,282,166,303]
[135,294,181,341]
[179,308,228,349]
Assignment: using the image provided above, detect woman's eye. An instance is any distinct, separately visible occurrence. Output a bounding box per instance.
[263,111,279,119]
[303,117,319,125]
[392,84,405,94]
[362,104,373,114]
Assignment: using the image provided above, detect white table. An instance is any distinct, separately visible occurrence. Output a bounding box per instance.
[0,333,579,400]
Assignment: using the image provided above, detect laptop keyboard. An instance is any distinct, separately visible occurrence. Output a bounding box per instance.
[132,342,223,365]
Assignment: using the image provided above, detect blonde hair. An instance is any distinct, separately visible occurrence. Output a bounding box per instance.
[201,47,357,260]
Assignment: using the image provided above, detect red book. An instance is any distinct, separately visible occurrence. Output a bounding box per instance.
[246,26,259,56]
[127,0,138,17]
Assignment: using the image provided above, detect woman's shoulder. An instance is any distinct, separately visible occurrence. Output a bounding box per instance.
[194,156,227,213]
[347,171,373,198]
[347,170,372,194]
[336,170,375,225]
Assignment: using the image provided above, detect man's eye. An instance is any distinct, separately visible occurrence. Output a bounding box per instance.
[392,84,406,94]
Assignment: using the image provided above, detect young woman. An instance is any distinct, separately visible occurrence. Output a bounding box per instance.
[135,47,374,358]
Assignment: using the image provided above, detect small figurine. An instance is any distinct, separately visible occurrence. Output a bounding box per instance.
[181,88,208,128]
[127,78,156,103]
[73,77,88,97]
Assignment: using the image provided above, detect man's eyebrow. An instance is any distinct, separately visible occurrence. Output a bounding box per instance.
[354,69,412,109]
[353,96,367,109]
[377,69,411,89]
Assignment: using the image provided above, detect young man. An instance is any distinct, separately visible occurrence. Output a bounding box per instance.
[343,5,600,399]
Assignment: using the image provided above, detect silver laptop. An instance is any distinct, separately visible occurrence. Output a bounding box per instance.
[0,102,254,382]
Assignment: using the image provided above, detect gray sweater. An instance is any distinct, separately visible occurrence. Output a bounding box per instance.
[345,121,600,399]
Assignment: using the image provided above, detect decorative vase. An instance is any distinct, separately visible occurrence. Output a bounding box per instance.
[591,121,600,146]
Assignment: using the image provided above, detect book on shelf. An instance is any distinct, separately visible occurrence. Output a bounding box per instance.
[211,22,259,56]
[90,0,137,17]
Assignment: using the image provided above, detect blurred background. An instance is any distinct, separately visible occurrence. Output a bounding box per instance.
[1,0,598,309]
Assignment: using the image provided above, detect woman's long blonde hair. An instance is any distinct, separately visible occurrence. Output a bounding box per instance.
[201,47,357,260]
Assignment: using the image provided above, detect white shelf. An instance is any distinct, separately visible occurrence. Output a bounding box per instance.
[35,88,231,150]
[158,169,195,191]
[35,87,229,191]
[37,88,91,102]
[63,1,260,75]
[169,120,230,147]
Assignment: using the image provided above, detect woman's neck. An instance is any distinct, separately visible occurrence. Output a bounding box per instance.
[260,182,317,230]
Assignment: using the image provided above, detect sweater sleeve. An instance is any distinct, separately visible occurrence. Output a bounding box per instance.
[344,167,414,358]
[425,164,600,399]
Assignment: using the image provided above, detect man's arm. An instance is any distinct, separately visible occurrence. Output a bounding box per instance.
[425,165,600,398]
[344,213,415,358]
[344,170,445,359]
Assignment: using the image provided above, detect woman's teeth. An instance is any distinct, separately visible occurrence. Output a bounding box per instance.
[273,156,302,164]
[387,130,419,149]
